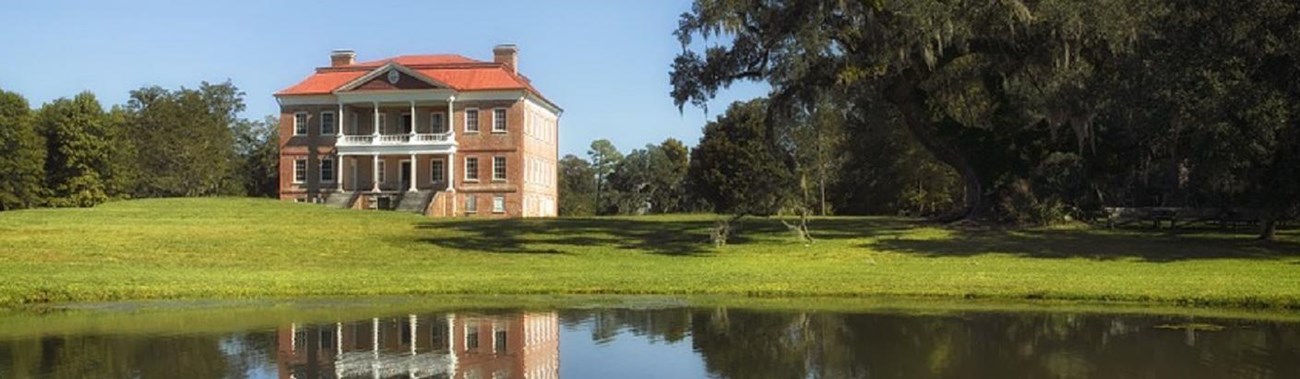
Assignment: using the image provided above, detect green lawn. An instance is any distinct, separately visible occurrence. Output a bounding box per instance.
[1,197,1298,309]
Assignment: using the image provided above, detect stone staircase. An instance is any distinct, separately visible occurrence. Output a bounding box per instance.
[323,191,358,209]
[395,190,435,214]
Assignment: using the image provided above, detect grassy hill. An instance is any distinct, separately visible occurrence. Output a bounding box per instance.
[1,197,1297,309]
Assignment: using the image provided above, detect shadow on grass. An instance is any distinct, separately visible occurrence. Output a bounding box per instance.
[415,217,911,256]
[869,227,1300,262]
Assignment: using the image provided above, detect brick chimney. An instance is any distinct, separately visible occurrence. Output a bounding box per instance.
[330,49,356,67]
[493,44,518,75]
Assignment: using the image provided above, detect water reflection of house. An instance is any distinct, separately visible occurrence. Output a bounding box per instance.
[277,312,559,379]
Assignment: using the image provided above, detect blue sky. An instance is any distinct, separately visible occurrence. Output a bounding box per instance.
[0,0,767,156]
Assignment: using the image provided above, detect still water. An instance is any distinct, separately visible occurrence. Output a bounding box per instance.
[1,302,1298,378]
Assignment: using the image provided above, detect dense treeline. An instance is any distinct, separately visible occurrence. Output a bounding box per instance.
[0,81,279,210]
[658,0,1299,240]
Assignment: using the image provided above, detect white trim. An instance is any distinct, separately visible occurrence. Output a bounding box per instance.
[319,157,336,183]
[276,95,337,106]
[492,194,506,214]
[293,112,309,136]
[320,111,337,136]
[492,155,507,182]
[464,156,479,182]
[464,108,480,133]
[399,158,412,189]
[292,158,307,183]
[377,160,387,184]
[465,194,478,214]
[333,62,451,93]
[377,113,387,134]
[491,108,508,133]
[430,158,446,183]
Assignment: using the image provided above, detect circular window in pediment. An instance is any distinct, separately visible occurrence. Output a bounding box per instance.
[386,70,400,84]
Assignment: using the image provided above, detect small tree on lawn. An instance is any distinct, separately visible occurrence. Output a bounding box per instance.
[688,99,793,246]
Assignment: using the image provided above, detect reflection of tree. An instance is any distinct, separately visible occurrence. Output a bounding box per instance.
[567,308,1300,379]
[0,334,233,378]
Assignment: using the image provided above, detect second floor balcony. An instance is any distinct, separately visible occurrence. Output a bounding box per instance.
[336,131,456,155]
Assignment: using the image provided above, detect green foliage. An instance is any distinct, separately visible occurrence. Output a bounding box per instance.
[688,100,792,216]
[125,81,245,197]
[587,139,624,214]
[558,154,597,216]
[232,116,280,197]
[0,89,45,211]
[36,92,113,208]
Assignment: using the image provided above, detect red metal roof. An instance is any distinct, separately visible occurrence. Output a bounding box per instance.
[275,54,533,96]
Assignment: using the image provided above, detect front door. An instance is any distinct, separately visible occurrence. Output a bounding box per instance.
[399,160,412,189]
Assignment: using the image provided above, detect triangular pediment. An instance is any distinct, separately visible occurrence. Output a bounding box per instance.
[334,63,447,92]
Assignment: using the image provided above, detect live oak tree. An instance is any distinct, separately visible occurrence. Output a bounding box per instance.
[126,81,244,197]
[671,0,1155,221]
[0,89,45,210]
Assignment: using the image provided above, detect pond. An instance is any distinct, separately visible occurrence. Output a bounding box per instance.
[0,298,1297,378]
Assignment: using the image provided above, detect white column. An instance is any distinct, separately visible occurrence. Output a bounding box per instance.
[336,322,343,357]
[337,154,344,191]
[447,96,456,140]
[409,101,417,136]
[409,154,417,192]
[372,154,381,192]
[372,317,380,356]
[409,314,418,355]
[446,152,455,191]
[372,102,380,137]
[337,103,344,136]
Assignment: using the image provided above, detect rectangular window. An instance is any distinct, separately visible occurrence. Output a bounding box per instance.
[320,112,336,135]
[293,159,307,183]
[431,159,445,183]
[400,113,413,134]
[492,156,507,181]
[494,327,507,354]
[378,114,387,134]
[492,108,507,133]
[320,328,335,350]
[320,158,335,183]
[466,195,478,213]
[465,321,480,351]
[349,113,358,134]
[430,112,446,133]
[465,109,479,133]
[492,195,505,213]
[294,112,308,135]
[378,160,386,184]
[465,157,479,181]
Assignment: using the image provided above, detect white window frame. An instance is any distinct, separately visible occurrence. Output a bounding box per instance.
[465,194,478,213]
[429,112,447,134]
[430,158,445,183]
[465,157,479,182]
[293,158,307,183]
[377,160,386,184]
[464,108,480,133]
[320,111,336,136]
[319,157,335,183]
[378,113,388,134]
[293,112,309,136]
[492,156,507,182]
[492,108,507,133]
[492,195,505,213]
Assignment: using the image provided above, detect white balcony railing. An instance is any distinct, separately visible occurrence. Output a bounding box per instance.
[337,133,454,147]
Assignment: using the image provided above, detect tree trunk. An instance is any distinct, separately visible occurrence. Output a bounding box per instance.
[886,79,984,222]
[1259,216,1278,242]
